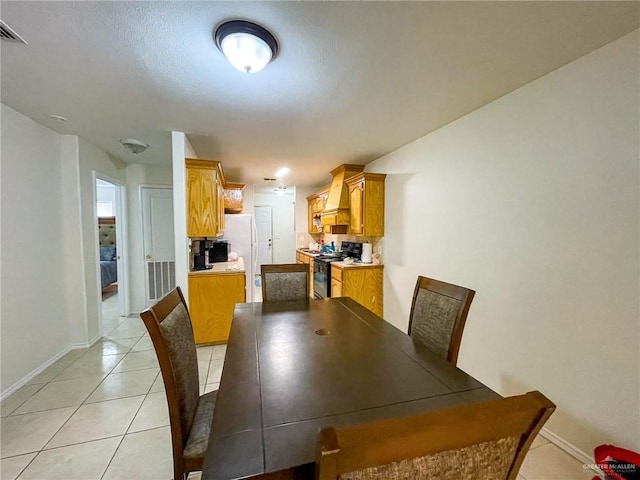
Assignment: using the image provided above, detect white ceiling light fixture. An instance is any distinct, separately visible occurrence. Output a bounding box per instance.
[274,167,290,178]
[119,138,149,155]
[215,20,278,74]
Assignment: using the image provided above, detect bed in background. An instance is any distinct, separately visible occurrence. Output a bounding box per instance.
[99,216,117,290]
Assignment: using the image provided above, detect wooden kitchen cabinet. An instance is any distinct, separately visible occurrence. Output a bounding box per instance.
[186,159,225,237]
[295,250,315,297]
[307,191,328,234]
[330,278,343,297]
[223,183,245,213]
[345,173,386,237]
[217,179,225,234]
[331,264,383,316]
[188,271,245,344]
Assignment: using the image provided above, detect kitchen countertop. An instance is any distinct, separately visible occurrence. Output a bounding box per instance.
[297,249,383,268]
[296,249,320,257]
[189,257,245,276]
[331,261,383,269]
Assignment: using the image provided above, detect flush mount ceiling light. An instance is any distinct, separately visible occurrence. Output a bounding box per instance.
[119,138,149,155]
[274,167,290,178]
[215,20,278,74]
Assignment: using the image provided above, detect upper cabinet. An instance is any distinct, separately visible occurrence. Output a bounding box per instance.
[307,190,328,234]
[345,173,386,237]
[223,183,245,214]
[186,158,225,237]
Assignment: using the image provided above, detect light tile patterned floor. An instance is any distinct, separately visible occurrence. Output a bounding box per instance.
[0,294,597,479]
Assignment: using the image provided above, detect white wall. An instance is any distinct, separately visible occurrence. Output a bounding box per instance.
[1,104,130,395]
[171,132,195,302]
[1,104,71,393]
[254,191,296,264]
[367,30,639,455]
[96,181,116,216]
[126,163,173,312]
[77,139,125,342]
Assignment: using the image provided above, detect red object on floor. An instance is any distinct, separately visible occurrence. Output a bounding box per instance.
[594,444,640,480]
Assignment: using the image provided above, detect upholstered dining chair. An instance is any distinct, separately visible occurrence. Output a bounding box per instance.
[316,391,555,480]
[408,276,475,366]
[140,287,217,480]
[261,264,309,301]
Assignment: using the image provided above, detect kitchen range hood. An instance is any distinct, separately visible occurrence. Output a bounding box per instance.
[320,164,364,233]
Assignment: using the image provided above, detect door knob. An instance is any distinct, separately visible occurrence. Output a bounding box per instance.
[146,254,152,259]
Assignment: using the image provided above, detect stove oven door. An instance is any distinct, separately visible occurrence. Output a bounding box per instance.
[313,259,329,299]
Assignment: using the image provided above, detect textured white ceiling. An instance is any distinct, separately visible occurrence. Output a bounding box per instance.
[1,1,638,188]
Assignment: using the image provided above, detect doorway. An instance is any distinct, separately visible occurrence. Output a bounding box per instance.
[95,176,127,335]
[141,186,175,306]
[255,205,273,273]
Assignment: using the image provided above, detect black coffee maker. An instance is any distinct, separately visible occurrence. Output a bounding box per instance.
[192,240,208,270]
[209,240,230,263]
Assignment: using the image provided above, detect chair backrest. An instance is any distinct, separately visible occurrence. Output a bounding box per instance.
[139,287,200,477]
[316,391,555,480]
[261,264,309,301]
[408,276,475,366]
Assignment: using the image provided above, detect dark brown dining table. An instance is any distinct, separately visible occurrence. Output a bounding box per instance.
[202,297,499,480]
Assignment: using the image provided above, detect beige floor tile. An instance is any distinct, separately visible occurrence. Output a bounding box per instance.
[25,362,70,385]
[198,361,210,386]
[112,351,159,373]
[53,353,124,382]
[128,392,169,433]
[0,407,75,458]
[46,396,144,448]
[0,453,36,480]
[520,443,592,480]
[18,436,121,480]
[50,349,88,367]
[202,383,219,394]
[530,434,551,449]
[14,378,101,414]
[187,472,202,480]
[211,344,227,360]
[86,368,158,403]
[206,358,224,385]
[196,346,213,362]
[149,372,165,393]
[131,336,155,352]
[86,338,136,356]
[105,320,147,340]
[102,427,173,480]
[1,385,44,417]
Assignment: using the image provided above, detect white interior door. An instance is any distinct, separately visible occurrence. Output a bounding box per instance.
[142,187,175,304]
[255,205,273,271]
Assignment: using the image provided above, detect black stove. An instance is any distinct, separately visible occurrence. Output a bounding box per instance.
[313,242,363,299]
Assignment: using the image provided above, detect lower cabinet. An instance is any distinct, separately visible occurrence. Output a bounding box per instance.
[331,265,383,316]
[188,273,246,344]
[295,250,315,298]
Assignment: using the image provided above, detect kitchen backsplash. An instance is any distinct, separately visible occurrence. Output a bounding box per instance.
[297,231,384,263]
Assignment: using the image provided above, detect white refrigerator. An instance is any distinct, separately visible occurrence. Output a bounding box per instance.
[222,214,258,302]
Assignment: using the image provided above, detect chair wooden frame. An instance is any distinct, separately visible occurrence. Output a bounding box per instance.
[261,263,310,301]
[408,276,476,366]
[316,391,555,480]
[140,287,206,480]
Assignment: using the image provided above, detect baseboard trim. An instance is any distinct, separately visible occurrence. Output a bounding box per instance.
[540,427,604,478]
[0,338,100,401]
[72,335,101,350]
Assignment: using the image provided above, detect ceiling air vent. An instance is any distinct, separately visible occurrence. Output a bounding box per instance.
[0,20,27,44]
